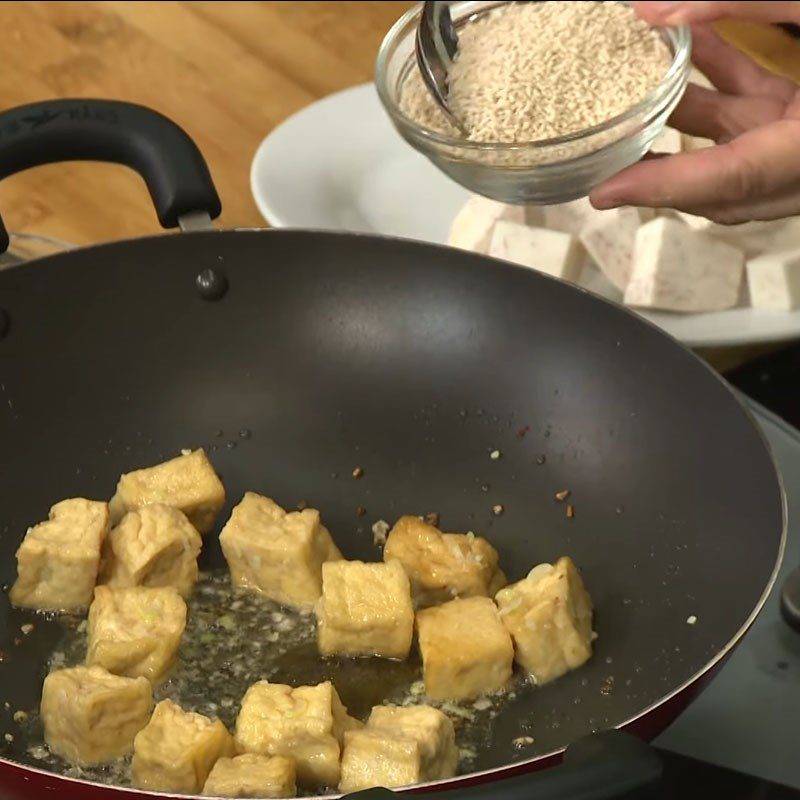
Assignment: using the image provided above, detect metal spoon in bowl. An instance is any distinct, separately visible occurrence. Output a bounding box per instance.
[415,1,469,135]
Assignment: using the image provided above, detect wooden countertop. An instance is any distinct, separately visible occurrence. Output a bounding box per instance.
[0,1,412,244]
[0,2,797,370]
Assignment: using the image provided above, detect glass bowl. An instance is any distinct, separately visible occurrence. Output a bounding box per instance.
[375,1,691,205]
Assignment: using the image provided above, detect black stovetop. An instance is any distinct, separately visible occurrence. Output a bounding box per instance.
[658,749,799,798]
[727,344,800,430]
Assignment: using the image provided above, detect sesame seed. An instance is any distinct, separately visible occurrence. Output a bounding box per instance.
[555,489,570,502]
[686,615,697,625]
[492,504,504,516]
[352,467,364,479]
[399,1,672,156]
[490,450,501,460]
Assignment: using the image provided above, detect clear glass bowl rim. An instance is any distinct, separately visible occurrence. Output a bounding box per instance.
[375,1,692,153]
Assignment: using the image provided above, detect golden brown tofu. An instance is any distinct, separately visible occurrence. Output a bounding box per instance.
[495,557,594,685]
[316,560,414,659]
[342,705,459,792]
[100,504,202,598]
[132,699,235,794]
[110,449,225,534]
[40,665,152,766]
[10,499,109,611]
[87,586,187,683]
[367,705,458,781]
[220,492,342,610]
[384,516,507,606]
[416,597,514,701]
[234,680,360,789]
[202,754,297,798]
[339,729,421,792]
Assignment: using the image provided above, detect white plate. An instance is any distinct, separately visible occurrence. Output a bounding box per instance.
[251,83,800,348]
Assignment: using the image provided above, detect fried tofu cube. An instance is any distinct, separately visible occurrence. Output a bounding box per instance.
[132,699,235,794]
[495,557,594,685]
[110,449,225,534]
[40,665,152,766]
[234,680,360,788]
[87,586,187,683]
[316,560,414,659]
[368,705,458,780]
[100,504,202,598]
[339,730,421,792]
[10,499,109,611]
[339,703,459,791]
[220,493,342,610]
[416,597,513,701]
[384,516,506,607]
[203,754,297,798]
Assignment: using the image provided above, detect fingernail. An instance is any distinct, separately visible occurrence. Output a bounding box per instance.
[589,193,621,211]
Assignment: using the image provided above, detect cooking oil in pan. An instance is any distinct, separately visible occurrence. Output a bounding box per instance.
[18,570,525,790]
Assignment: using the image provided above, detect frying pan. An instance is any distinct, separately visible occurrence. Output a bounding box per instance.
[0,100,785,800]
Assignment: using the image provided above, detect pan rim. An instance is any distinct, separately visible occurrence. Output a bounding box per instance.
[0,228,787,796]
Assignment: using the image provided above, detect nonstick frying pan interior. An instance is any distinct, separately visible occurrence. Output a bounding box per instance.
[0,228,784,778]
[0,99,785,797]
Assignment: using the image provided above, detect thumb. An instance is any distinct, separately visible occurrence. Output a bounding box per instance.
[633,1,800,26]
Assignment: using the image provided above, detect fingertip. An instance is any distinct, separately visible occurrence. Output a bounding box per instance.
[588,187,623,210]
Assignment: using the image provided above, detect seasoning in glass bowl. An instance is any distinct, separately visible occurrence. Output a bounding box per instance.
[399,1,673,144]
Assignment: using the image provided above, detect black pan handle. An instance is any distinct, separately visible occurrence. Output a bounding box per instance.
[345,731,662,800]
[0,98,221,252]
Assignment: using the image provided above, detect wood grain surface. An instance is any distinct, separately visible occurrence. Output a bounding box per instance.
[0,2,797,370]
[0,1,411,244]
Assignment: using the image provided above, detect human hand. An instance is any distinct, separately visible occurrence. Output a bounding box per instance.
[590,1,800,224]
